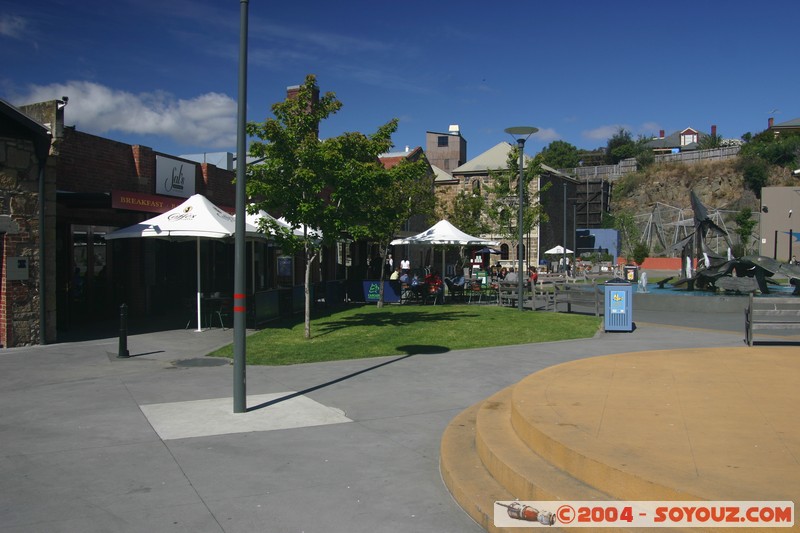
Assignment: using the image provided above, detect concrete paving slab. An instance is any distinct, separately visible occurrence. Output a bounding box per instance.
[140,393,351,440]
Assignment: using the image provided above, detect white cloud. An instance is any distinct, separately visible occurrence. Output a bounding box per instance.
[582,124,630,141]
[0,14,27,39]
[17,81,237,149]
[533,127,559,143]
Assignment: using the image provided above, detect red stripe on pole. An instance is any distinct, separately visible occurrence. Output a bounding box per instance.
[234,293,246,300]
[233,306,246,313]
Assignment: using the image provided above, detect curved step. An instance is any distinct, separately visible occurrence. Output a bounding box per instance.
[475,387,612,502]
[509,355,705,501]
[440,402,515,533]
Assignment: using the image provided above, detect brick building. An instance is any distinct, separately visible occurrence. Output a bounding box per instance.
[1,97,336,346]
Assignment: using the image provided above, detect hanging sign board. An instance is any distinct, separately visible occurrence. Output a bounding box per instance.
[155,155,196,198]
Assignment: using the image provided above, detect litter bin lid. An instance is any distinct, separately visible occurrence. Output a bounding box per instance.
[604,277,631,285]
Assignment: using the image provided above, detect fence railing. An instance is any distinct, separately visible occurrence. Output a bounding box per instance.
[559,146,741,181]
[654,146,740,164]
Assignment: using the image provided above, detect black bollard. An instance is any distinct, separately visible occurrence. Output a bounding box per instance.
[118,303,130,358]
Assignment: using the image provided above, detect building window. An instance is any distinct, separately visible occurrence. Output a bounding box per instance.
[438,136,449,147]
[472,179,481,196]
[680,132,698,146]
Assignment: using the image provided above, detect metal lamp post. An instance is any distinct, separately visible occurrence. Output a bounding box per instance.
[504,126,538,311]
[563,181,567,278]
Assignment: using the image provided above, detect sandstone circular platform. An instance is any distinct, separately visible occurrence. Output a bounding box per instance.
[441,346,800,532]
[512,346,800,501]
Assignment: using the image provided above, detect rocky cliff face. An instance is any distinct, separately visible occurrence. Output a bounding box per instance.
[610,158,790,215]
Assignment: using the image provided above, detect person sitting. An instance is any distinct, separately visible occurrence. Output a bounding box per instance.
[504,267,519,283]
[528,266,538,284]
[390,265,402,281]
[424,271,444,303]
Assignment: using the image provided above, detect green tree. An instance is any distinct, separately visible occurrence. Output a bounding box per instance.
[698,130,724,150]
[246,75,400,336]
[632,242,650,266]
[614,210,641,262]
[605,128,636,164]
[736,155,769,198]
[484,146,550,252]
[733,207,758,256]
[445,190,490,237]
[350,152,434,307]
[539,140,581,169]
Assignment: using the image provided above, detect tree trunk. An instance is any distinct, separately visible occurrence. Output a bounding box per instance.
[376,244,388,308]
[304,245,317,339]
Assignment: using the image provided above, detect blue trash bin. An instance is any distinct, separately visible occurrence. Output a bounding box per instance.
[604,281,633,332]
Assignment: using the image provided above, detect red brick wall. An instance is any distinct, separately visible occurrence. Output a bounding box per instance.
[58,129,235,203]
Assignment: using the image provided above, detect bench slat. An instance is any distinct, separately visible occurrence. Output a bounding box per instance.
[745,293,800,345]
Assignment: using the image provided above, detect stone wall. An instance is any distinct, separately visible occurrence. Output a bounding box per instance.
[0,136,46,346]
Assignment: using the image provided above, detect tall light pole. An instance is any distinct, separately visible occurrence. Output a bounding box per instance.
[233,0,249,413]
[563,181,567,278]
[505,126,538,311]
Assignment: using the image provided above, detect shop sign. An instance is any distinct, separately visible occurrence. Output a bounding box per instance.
[156,155,196,198]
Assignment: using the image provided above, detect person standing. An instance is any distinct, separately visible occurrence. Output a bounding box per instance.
[400,257,410,274]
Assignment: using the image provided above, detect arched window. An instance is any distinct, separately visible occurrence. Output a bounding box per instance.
[500,243,509,260]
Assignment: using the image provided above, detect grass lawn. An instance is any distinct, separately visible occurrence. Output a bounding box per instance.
[210,304,602,365]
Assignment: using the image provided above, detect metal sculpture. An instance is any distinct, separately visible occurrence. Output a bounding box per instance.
[670,191,799,294]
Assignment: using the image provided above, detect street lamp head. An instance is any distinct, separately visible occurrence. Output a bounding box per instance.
[504,126,539,142]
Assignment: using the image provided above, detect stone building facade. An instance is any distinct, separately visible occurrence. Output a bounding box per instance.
[434,141,578,272]
[0,99,57,346]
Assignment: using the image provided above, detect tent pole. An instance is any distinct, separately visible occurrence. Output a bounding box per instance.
[196,236,203,332]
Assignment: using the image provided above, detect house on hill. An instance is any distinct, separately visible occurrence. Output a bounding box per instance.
[768,117,800,137]
[645,126,715,154]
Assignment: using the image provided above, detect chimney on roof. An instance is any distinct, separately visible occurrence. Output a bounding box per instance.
[286,84,320,105]
[768,117,774,129]
[711,125,717,137]
[659,129,664,138]
[448,124,460,135]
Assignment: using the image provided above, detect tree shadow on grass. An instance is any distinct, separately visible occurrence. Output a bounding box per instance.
[314,308,480,338]
[246,343,449,412]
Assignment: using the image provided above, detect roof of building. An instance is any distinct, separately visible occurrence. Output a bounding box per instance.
[378,146,424,169]
[452,142,511,173]
[451,141,574,181]
[772,117,800,128]
[431,164,456,183]
[645,127,708,150]
[0,98,51,160]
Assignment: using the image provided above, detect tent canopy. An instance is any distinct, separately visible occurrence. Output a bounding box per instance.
[105,194,262,332]
[246,208,323,241]
[544,245,573,255]
[390,220,498,246]
[105,194,261,241]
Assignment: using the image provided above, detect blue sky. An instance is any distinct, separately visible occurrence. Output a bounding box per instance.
[2,0,798,162]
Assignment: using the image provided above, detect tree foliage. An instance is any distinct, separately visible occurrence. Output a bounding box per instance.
[539,140,581,169]
[484,146,550,246]
[605,128,636,164]
[733,207,757,256]
[445,190,490,237]
[613,210,641,262]
[246,74,409,335]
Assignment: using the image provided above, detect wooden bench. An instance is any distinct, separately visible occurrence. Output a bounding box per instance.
[552,282,602,317]
[745,294,800,346]
[497,281,534,308]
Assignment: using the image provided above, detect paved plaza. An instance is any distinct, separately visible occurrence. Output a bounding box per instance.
[0,306,795,532]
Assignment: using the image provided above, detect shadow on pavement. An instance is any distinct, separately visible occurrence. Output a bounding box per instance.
[247,344,449,412]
